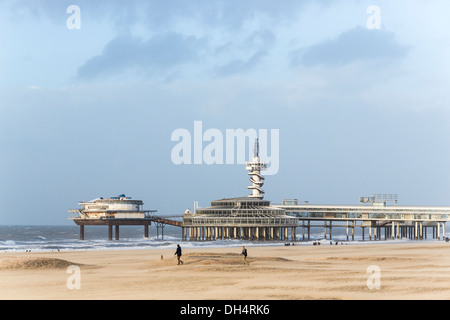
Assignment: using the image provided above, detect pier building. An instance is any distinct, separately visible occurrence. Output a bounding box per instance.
[181,139,450,242]
[68,194,181,240]
[74,194,150,219]
[182,139,298,241]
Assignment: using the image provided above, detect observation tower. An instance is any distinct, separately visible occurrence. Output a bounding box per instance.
[182,138,298,241]
[245,139,267,199]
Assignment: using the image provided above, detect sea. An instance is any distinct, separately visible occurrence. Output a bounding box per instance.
[0,224,447,253]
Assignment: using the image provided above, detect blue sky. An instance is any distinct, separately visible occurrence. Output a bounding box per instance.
[1,0,450,224]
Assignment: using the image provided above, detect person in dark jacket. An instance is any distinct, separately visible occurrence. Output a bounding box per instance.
[175,244,183,265]
[241,246,249,265]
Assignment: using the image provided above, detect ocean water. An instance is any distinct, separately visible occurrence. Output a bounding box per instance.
[0,225,185,252]
[0,224,447,253]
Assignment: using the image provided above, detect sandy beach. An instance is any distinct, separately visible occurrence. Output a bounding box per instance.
[1,242,450,300]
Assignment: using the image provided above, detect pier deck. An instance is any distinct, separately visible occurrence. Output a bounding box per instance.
[70,205,450,242]
[71,216,182,240]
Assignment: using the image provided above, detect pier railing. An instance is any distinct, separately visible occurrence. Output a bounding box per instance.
[183,215,297,227]
[286,212,449,222]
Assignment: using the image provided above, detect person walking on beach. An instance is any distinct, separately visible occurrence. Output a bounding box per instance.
[174,244,183,265]
[241,246,249,265]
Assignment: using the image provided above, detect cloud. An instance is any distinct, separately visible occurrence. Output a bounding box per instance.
[76,24,278,81]
[291,26,410,67]
[213,29,274,77]
[214,50,268,77]
[7,0,323,31]
[77,32,206,80]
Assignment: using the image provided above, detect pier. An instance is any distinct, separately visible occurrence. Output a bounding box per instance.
[293,218,447,242]
[68,194,184,240]
[182,226,297,242]
[69,204,450,242]
[68,144,450,243]
[181,215,448,242]
[178,141,450,242]
[278,197,450,242]
[73,218,152,241]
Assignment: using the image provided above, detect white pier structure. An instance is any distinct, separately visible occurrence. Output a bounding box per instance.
[68,194,181,241]
[276,197,450,241]
[182,139,450,242]
[183,139,298,241]
[182,197,298,241]
[72,194,153,219]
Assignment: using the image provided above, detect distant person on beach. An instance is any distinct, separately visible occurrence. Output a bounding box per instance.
[241,246,249,265]
[174,244,183,265]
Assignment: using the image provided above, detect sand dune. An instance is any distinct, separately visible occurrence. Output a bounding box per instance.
[0,257,77,270]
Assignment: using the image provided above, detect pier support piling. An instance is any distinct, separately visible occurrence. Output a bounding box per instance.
[79,225,84,240]
[145,225,149,238]
[115,225,120,240]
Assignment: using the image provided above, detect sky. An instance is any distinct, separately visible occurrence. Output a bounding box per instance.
[1,0,450,225]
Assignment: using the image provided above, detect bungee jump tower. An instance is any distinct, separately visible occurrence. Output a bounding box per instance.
[246,139,267,199]
[182,139,298,241]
